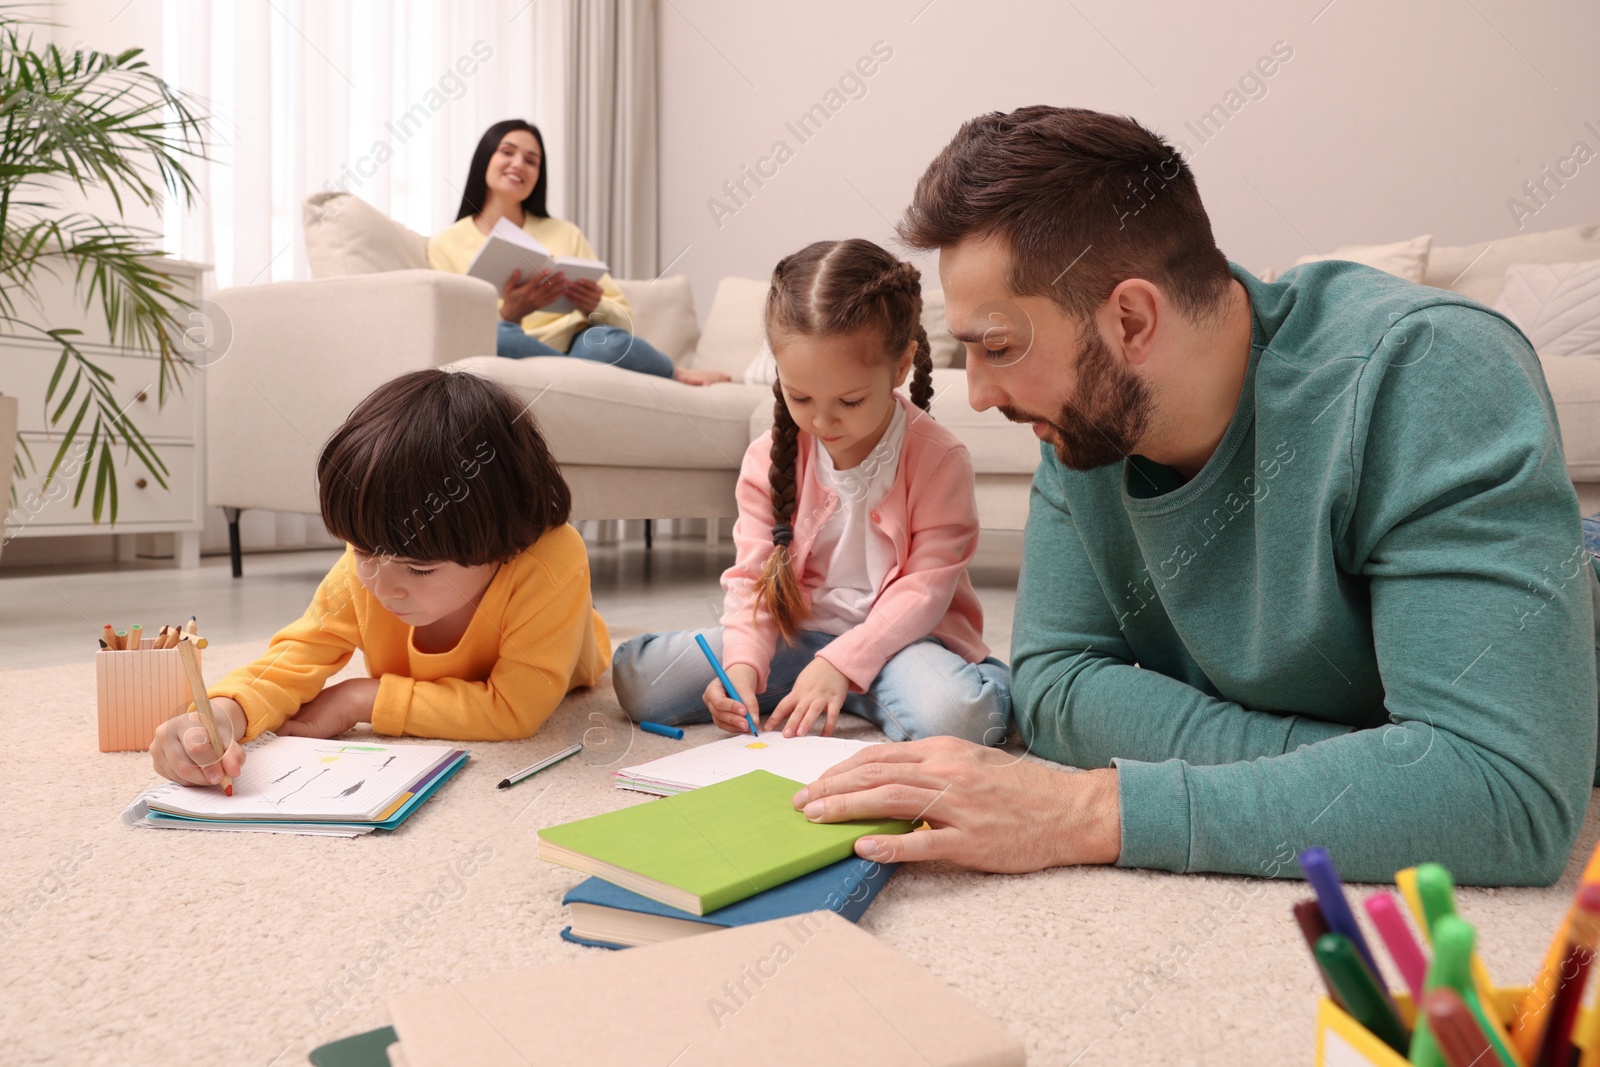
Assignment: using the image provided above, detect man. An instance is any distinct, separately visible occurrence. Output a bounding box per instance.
[794,106,1599,885]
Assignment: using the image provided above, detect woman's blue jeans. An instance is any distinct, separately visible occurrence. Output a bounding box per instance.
[496,320,675,379]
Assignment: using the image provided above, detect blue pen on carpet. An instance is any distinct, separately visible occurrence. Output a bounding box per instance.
[694,633,758,738]
[640,721,685,740]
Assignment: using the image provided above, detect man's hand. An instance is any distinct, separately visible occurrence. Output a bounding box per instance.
[277,678,380,739]
[766,657,849,737]
[791,736,1122,873]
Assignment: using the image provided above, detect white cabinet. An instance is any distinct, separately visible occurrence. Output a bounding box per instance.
[1,259,208,567]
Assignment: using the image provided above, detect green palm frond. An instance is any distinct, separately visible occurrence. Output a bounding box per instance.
[0,9,211,521]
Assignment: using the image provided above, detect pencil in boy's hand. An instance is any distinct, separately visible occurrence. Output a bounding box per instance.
[176,635,232,796]
[695,633,757,737]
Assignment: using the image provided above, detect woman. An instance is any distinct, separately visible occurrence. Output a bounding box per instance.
[429,119,728,385]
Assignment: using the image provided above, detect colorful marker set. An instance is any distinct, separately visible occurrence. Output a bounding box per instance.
[1299,845,1600,1067]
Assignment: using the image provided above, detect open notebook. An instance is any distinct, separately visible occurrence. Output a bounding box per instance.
[122,734,467,836]
[615,733,875,796]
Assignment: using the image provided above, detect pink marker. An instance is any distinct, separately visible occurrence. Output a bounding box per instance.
[1364,890,1428,1001]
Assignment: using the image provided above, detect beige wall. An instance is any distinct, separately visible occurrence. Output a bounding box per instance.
[659,0,1600,317]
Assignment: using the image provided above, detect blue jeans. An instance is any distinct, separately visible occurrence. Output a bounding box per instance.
[1584,513,1600,557]
[496,320,676,379]
[611,626,1012,745]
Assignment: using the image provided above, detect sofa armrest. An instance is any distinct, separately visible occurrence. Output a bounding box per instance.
[206,270,497,515]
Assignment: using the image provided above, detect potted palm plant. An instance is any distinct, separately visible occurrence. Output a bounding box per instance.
[0,10,208,544]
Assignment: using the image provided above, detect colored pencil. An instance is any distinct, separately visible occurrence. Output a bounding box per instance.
[176,635,231,796]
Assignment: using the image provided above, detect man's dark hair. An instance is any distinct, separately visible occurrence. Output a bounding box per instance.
[318,369,571,565]
[899,106,1232,323]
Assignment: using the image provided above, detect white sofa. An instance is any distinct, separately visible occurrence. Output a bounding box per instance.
[207,196,1600,577]
[205,194,1038,575]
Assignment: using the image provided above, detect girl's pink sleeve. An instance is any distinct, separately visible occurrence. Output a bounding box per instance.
[719,434,785,690]
[817,442,979,691]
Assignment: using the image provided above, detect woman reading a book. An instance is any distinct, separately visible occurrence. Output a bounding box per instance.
[429,119,729,386]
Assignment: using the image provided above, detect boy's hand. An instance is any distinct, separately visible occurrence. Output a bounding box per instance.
[150,698,246,787]
[767,657,849,737]
[702,663,760,735]
[277,678,379,738]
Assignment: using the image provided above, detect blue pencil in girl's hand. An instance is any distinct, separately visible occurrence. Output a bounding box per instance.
[695,634,758,737]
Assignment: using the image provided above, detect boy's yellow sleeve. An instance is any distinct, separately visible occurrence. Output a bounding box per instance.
[209,556,363,741]
[369,556,610,741]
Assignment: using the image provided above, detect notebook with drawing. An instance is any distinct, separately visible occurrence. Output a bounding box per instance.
[614,732,875,796]
[465,217,608,316]
[123,735,467,833]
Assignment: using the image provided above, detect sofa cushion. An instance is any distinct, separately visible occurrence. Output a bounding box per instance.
[747,368,1041,477]
[447,355,767,470]
[1535,353,1600,483]
[919,288,962,369]
[1293,234,1432,283]
[1493,260,1600,358]
[1425,223,1600,304]
[614,275,700,363]
[303,192,429,278]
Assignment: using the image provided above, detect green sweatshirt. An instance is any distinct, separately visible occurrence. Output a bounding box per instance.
[1011,259,1599,886]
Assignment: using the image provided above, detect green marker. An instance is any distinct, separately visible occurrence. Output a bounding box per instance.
[1408,915,1518,1067]
[1314,933,1411,1054]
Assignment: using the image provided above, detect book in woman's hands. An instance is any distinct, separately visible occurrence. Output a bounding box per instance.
[465,217,607,315]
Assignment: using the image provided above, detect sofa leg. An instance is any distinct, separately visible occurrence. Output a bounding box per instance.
[224,507,243,579]
[644,518,653,551]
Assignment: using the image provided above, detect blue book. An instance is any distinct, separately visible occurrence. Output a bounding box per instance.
[561,856,896,948]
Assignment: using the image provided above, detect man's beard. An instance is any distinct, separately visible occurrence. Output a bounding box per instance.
[999,326,1153,471]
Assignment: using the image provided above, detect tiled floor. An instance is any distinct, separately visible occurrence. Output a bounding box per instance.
[0,531,1023,670]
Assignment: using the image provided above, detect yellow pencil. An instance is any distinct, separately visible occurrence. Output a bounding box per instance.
[176,634,231,796]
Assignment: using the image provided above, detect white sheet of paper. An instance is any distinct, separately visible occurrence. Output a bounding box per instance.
[615,733,874,795]
[143,735,459,822]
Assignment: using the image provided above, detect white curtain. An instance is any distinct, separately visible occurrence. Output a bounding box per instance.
[162,0,567,289]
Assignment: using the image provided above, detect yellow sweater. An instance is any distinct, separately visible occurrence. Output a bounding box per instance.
[211,524,612,742]
[427,214,631,354]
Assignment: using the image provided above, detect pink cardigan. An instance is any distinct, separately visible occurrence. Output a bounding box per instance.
[720,393,990,693]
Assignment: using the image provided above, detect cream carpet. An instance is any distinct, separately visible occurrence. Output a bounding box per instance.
[5,640,1599,1066]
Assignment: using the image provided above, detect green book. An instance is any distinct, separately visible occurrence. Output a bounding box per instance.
[536,770,914,915]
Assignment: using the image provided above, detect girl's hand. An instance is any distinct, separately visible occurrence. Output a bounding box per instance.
[150,698,246,787]
[277,678,379,739]
[499,268,569,321]
[767,658,849,737]
[702,663,761,734]
[564,278,604,316]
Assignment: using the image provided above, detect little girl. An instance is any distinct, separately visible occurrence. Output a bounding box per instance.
[150,369,611,786]
[612,239,1010,743]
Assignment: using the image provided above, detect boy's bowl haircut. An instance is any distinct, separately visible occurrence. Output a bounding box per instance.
[317,369,571,566]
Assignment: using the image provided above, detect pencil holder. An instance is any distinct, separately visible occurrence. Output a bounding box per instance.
[1315,986,1592,1065]
[95,639,200,752]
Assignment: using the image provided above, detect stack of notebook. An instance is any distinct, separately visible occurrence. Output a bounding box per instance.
[543,755,910,947]
[121,734,468,837]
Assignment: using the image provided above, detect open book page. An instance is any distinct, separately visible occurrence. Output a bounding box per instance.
[615,733,873,795]
[142,735,459,821]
